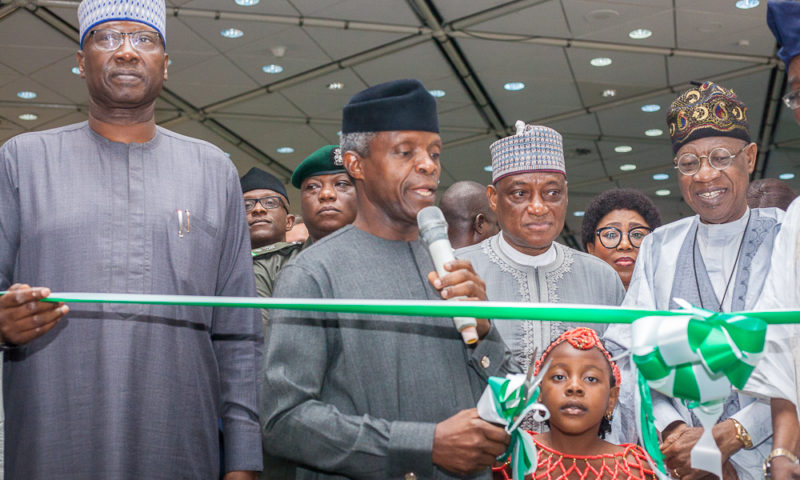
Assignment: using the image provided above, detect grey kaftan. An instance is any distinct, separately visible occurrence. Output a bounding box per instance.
[457,234,626,372]
[261,225,517,479]
[0,122,262,479]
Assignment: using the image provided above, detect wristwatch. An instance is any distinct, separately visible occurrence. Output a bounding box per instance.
[763,448,800,479]
[731,418,753,449]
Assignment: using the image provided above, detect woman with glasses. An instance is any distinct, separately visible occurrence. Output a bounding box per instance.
[581,189,661,290]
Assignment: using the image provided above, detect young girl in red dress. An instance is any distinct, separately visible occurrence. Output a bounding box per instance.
[494,327,656,480]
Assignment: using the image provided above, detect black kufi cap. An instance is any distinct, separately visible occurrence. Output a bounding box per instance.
[240,167,289,202]
[342,79,439,134]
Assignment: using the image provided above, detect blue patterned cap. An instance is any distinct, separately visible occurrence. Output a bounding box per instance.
[490,121,565,184]
[767,0,800,66]
[78,0,166,48]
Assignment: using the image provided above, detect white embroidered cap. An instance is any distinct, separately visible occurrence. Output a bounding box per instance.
[490,120,565,184]
[78,0,166,48]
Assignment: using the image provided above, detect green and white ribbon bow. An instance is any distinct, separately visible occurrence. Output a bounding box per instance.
[477,374,549,480]
[630,298,767,477]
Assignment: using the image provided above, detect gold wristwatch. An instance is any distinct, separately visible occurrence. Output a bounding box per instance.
[763,448,800,479]
[731,418,753,449]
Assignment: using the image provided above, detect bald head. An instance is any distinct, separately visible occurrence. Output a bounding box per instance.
[439,181,500,249]
[747,178,797,211]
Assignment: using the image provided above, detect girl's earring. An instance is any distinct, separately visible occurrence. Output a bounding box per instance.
[605,412,613,421]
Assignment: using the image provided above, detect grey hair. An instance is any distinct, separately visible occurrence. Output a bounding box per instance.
[340,132,376,158]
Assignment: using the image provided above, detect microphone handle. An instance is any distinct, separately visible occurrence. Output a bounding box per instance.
[428,239,480,345]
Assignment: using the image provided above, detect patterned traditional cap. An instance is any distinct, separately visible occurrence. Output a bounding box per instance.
[291,145,345,188]
[490,121,565,184]
[78,0,167,48]
[533,327,622,387]
[768,0,800,66]
[666,81,750,154]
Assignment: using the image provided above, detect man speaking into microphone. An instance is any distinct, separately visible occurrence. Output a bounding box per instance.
[261,79,517,479]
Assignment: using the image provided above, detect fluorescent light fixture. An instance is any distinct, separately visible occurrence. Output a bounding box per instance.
[655,189,671,196]
[653,173,669,181]
[277,147,294,154]
[602,89,616,97]
[779,173,795,180]
[573,211,585,217]
[645,128,663,136]
[590,57,612,67]
[17,91,37,99]
[262,64,284,74]
[235,0,260,5]
[735,0,759,9]
[483,165,493,172]
[614,145,632,153]
[72,67,81,75]
[629,28,652,39]
[220,28,244,39]
[428,89,446,98]
[641,104,661,112]
[504,82,525,91]
[619,164,637,171]
[327,82,344,90]
[18,113,38,121]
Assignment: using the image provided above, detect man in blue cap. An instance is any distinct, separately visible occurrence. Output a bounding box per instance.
[0,0,261,478]
[261,79,515,479]
[741,2,800,478]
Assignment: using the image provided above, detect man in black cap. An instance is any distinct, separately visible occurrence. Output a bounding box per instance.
[439,181,499,249]
[290,145,358,246]
[261,79,515,479]
[240,167,300,307]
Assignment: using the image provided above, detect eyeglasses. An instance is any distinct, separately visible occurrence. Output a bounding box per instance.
[595,226,652,249]
[88,29,163,53]
[783,89,800,110]
[244,196,287,212]
[673,144,749,176]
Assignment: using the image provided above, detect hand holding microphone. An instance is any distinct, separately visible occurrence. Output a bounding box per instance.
[417,206,485,345]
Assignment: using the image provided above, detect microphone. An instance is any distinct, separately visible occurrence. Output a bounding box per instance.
[417,206,480,345]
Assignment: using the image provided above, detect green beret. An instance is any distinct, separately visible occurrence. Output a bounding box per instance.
[291,145,346,188]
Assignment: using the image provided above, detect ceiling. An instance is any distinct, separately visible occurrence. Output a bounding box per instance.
[1,0,798,248]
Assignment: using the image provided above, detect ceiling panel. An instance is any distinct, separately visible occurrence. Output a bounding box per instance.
[565,3,674,47]
[175,0,298,16]
[675,1,775,55]
[468,0,570,38]
[291,0,420,26]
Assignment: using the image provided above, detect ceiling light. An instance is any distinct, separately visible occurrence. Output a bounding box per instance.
[614,145,632,153]
[573,211,585,217]
[735,0,759,9]
[780,173,795,180]
[235,0,260,5]
[337,130,342,136]
[653,173,669,181]
[504,82,525,91]
[276,147,294,154]
[629,28,653,39]
[17,91,37,99]
[262,64,284,74]
[590,57,612,67]
[619,164,637,171]
[224,152,231,157]
[655,189,671,196]
[602,89,616,97]
[483,165,493,172]
[645,128,663,136]
[327,82,344,90]
[168,59,173,65]
[428,89,446,98]
[220,28,244,39]
[19,113,38,121]
[71,67,81,75]
[641,104,661,112]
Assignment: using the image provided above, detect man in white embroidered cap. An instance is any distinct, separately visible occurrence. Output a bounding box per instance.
[0,0,261,478]
[458,121,624,380]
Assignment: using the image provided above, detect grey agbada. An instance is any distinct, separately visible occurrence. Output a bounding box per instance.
[0,123,262,478]
[261,225,516,479]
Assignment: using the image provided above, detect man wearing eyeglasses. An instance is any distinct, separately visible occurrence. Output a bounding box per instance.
[0,1,261,478]
[604,81,782,480]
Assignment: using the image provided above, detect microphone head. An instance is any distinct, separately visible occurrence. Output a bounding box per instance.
[417,206,449,244]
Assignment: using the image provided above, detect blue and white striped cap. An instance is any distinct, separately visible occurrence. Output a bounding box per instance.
[78,0,166,48]
[490,121,565,184]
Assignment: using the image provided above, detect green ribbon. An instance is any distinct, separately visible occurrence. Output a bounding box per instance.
[637,371,666,476]
[479,376,543,480]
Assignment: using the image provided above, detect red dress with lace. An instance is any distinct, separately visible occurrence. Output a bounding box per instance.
[492,432,657,480]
